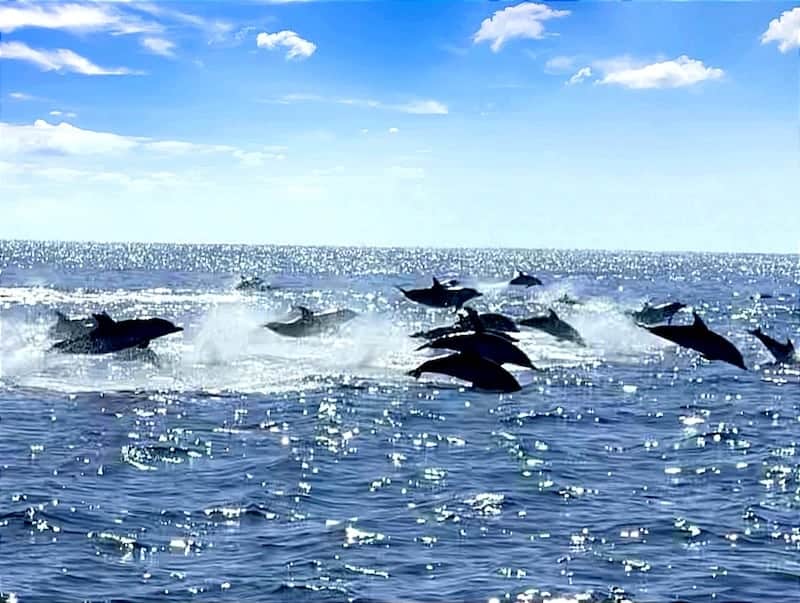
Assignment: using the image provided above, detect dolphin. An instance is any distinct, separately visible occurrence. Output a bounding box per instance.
[748,327,796,364]
[556,294,581,306]
[410,308,518,341]
[264,306,357,338]
[49,310,96,340]
[642,312,746,370]
[418,332,536,369]
[52,312,183,355]
[235,275,273,292]
[397,277,482,310]
[518,309,585,346]
[509,270,543,287]
[461,307,519,333]
[631,301,686,325]
[408,352,521,392]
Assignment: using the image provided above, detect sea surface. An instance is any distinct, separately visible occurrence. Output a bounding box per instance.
[0,241,799,603]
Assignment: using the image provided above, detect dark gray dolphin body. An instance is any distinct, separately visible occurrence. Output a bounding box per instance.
[643,313,746,370]
[418,331,535,369]
[462,308,519,332]
[557,294,581,306]
[509,271,543,287]
[408,352,521,392]
[52,313,183,355]
[518,309,585,346]
[265,306,357,338]
[631,301,686,325]
[748,327,796,364]
[235,275,273,292]
[410,308,518,341]
[49,311,96,340]
[397,277,482,310]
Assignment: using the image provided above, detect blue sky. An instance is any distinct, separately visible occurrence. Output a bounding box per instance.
[1,1,798,252]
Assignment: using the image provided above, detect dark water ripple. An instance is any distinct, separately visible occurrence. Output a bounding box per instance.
[1,242,799,602]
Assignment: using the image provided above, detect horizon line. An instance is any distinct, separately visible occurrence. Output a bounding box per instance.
[1,238,799,258]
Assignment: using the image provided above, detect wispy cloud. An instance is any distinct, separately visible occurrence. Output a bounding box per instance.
[0,2,159,35]
[596,56,724,89]
[544,55,576,74]
[131,3,233,45]
[140,37,176,58]
[473,2,570,52]
[8,91,42,101]
[0,41,140,75]
[0,119,285,166]
[49,110,78,119]
[256,30,316,59]
[274,94,448,115]
[567,66,592,86]
[761,7,800,53]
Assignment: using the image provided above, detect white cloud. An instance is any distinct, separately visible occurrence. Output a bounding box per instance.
[8,91,38,101]
[49,110,78,118]
[473,2,570,52]
[388,127,399,134]
[544,55,575,74]
[761,7,800,53]
[141,37,176,58]
[0,2,159,34]
[567,66,592,85]
[256,30,316,60]
[0,119,285,167]
[276,94,448,114]
[131,3,233,45]
[396,100,448,115]
[0,41,139,75]
[0,120,140,155]
[597,55,723,89]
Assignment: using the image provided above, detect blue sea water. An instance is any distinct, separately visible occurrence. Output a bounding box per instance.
[0,240,799,603]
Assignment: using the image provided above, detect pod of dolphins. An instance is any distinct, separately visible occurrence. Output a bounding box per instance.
[42,271,796,387]
[401,274,797,393]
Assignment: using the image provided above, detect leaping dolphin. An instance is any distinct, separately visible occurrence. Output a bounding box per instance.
[52,313,183,355]
[631,301,686,325]
[410,308,518,341]
[235,275,274,292]
[264,306,357,338]
[509,270,543,287]
[408,353,521,393]
[397,277,482,310]
[49,310,97,340]
[642,312,746,370]
[748,327,796,364]
[418,331,536,369]
[518,309,585,346]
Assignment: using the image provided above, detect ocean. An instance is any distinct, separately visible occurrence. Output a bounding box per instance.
[0,240,798,602]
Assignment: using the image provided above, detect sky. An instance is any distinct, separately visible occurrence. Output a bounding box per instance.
[0,1,798,252]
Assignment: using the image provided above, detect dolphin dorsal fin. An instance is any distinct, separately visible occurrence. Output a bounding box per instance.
[92,312,115,331]
[464,307,484,332]
[548,309,558,320]
[432,277,444,290]
[55,310,68,322]
[295,306,313,320]
[692,313,707,330]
